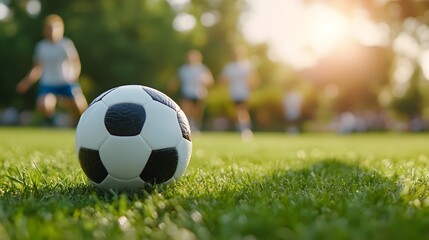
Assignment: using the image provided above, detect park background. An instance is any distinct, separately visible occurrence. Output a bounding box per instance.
[0,0,428,132]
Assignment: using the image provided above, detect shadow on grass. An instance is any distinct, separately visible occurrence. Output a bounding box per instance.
[178,160,429,239]
[0,182,159,206]
[0,181,167,239]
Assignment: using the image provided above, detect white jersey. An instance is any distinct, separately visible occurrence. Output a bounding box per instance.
[221,60,253,101]
[34,37,78,86]
[178,63,210,99]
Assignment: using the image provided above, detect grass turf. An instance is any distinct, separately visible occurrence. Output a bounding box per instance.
[0,127,429,239]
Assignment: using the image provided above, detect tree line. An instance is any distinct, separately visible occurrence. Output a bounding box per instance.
[1,0,428,130]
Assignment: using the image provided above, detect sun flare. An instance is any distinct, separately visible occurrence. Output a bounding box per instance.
[304,3,350,56]
[242,0,352,69]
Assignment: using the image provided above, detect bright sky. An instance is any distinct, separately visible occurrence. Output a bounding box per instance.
[241,0,390,69]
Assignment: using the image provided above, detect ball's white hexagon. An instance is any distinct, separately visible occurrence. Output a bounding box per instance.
[174,138,192,180]
[99,135,151,180]
[141,101,182,149]
[76,101,109,150]
[101,85,152,107]
[97,175,146,191]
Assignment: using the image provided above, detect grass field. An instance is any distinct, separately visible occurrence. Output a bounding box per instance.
[0,127,429,239]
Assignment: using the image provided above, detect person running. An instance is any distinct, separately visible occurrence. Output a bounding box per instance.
[220,45,258,140]
[176,49,213,132]
[282,81,304,134]
[16,14,88,126]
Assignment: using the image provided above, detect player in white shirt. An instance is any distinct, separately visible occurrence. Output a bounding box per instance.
[282,86,303,133]
[220,46,258,140]
[16,14,88,126]
[176,50,213,132]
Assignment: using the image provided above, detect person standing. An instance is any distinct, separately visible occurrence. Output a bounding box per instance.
[176,49,213,132]
[16,14,88,126]
[282,81,304,134]
[220,46,258,140]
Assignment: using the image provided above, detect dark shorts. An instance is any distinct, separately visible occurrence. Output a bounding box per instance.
[233,99,247,105]
[38,83,81,99]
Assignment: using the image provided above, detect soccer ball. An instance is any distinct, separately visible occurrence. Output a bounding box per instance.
[75,85,192,190]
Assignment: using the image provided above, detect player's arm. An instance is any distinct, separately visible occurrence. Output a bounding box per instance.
[69,45,81,82]
[64,39,81,81]
[70,53,81,81]
[16,62,42,94]
[202,67,214,87]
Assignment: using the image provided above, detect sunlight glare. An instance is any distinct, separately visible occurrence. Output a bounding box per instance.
[394,32,420,59]
[393,57,414,84]
[242,0,350,69]
[167,0,190,11]
[201,11,220,27]
[420,49,429,81]
[0,2,10,21]
[352,12,390,47]
[173,13,196,32]
[305,3,350,56]
[26,0,41,17]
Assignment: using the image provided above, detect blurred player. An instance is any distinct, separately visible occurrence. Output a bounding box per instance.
[282,81,304,134]
[175,49,213,132]
[220,46,258,140]
[16,14,88,126]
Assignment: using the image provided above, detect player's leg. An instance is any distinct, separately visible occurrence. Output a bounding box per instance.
[235,102,251,129]
[58,83,88,126]
[36,93,57,125]
[71,88,88,116]
[234,101,253,140]
[180,98,198,132]
[65,92,88,125]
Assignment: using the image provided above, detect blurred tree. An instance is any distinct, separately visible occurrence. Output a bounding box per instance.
[4,0,427,129]
[0,0,44,109]
[304,0,429,123]
[0,0,251,110]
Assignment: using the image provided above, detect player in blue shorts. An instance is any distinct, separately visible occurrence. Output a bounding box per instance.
[16,14,88,126]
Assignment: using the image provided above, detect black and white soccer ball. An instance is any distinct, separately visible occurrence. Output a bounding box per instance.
[75,85,192,190]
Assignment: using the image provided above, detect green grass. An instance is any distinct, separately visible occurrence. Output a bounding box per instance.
[1,127,429,240]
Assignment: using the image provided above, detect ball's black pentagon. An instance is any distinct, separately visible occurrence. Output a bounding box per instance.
[177,110,191,141]
[104,103,146,136]
[142,86,180,111]
[90,88,117,106]
[79,147,108,184]
[140,148,178,184]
